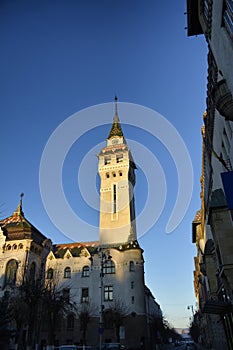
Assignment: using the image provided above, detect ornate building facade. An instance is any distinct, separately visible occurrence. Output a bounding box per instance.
[187,0,233,349]
[0,103,162,350]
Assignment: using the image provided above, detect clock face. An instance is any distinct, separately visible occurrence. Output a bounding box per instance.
[111,138,119,145]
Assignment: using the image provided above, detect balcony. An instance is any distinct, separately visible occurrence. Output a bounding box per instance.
[202,299,233,315]
[212,80,233,121]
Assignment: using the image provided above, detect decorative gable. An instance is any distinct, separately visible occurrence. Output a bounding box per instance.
[64,249,72,259]
[47,251,55,260]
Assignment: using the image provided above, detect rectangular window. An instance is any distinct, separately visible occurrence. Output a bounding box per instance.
[81,288,89,303]
[103,260,115,274]
[116,155,123,163]
[222,0,233,39]
[223,0,233,38]
[129,261,135,271]
[113,184,117,213]
[104,286,113,301]
[105,157,111,165]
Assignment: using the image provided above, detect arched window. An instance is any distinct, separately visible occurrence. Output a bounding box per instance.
[67,313,74,330]
[64,267,71,278]
[129,261,135,272]
[13,244,17,250]
[5,259,18,286]
[82,266,90,277]
[106,173,110,178]
[18,243,23,249]
[103,260,115,274]
[47,268,53,279]
[6,244,11,251]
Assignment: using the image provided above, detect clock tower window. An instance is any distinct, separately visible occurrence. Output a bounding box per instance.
[113,184,117,214]
[116,155,123,163]
[105,157,111,165]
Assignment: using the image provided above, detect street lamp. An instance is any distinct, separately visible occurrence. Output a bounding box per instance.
[187,305,194,316]
[187,305,194,326]
[99,249,112,350]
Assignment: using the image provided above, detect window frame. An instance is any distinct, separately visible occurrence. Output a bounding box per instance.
[129,261,135,272]
[82,266,90,277]
[64,266,71,279]
[223,0,233,38]
[103,259,115,274]
[81,287,89,303]
[47,268,54,279]
[104,285,113,301]
[5,259,18,286]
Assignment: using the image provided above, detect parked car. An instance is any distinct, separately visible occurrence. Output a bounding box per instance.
[102,343,122,350]
[59,346,77,350]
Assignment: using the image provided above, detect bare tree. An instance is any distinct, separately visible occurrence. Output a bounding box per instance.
[0,291,13,350]
[41,272,76,348]
[105,299,129,343]
[77,301,97,346]
[7,273,46,350]
[6,266,76,350]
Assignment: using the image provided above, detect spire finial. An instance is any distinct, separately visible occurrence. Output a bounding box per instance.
[14,193,24,216]
[114,95,118,116]
[20,193,24,207]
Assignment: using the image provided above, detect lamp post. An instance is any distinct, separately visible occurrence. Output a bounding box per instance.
[187,305,194,324]
[187,305,194,316]
[99,249,112,350]
[99,250,104,350]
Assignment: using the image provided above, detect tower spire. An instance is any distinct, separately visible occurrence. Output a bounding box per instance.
[107,96,124,139]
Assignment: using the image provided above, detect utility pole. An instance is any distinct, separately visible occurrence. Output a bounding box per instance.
[99,250,104,350]
[99,249,112,350]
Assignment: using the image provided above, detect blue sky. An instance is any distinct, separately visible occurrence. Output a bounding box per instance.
[0,0,208,328]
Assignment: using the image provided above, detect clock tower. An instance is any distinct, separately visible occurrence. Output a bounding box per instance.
[98,98,137,246]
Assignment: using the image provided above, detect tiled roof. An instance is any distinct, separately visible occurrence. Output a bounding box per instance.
[0,201,48,243]
[107,114,124,139]
[0,203,30,229]
[53,241,99,258]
